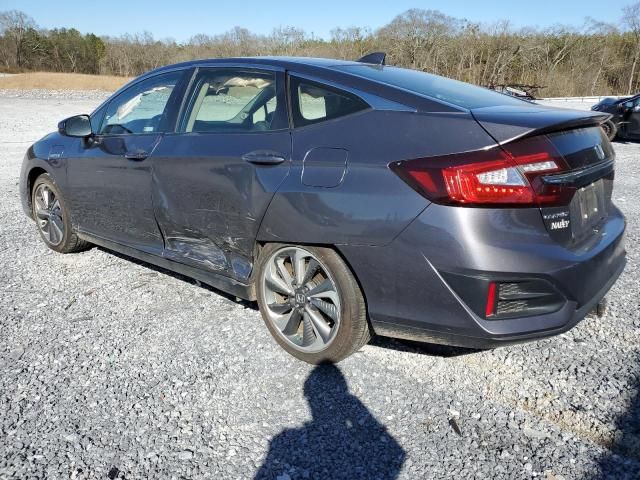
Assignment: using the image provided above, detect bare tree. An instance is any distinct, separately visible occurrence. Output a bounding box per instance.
[330,27,373,59]
[1,6,639,97]
[623,1,640,94]
[0,9,35,68]
[377,9,461,71]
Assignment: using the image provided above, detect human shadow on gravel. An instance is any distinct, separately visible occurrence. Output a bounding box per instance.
[594,361,640,478]
[254,364,406,480]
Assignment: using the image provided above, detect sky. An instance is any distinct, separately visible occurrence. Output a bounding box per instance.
[0,0,632,42]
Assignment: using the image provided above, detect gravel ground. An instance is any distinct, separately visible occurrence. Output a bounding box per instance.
[0,91,639,480]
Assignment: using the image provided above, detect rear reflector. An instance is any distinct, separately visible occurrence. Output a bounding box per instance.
[485,282,497,317]
[390,135,576,207]
[441,271,567,321]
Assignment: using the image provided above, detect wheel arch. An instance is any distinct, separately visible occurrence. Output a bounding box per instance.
[24,166,50,219]
[253,240,377,335]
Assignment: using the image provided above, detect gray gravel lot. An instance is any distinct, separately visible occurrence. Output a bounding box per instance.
[0,92,639,479]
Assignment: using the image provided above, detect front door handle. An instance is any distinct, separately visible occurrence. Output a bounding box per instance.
[242,151,286,165]
[125,151,149,161]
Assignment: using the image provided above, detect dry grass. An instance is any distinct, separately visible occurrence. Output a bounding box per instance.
[0,72,132,91]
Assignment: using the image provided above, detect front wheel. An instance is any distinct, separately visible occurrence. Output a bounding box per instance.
[602,120,618,141]
[256,244,370,364]
[31,174,90,253]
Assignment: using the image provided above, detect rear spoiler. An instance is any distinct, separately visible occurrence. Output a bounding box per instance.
[470,105,612,144]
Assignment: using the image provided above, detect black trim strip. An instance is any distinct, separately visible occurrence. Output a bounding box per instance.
[542,158,615,189]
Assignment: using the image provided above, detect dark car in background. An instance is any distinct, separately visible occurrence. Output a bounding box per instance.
[592,94,640,140]
[19,55,626,364]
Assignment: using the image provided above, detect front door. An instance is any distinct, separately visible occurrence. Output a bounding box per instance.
[626,97,640,139]
[65,70,187,252]
[151,67,291,281]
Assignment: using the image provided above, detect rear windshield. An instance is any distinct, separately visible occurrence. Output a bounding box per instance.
[334,65,529,110]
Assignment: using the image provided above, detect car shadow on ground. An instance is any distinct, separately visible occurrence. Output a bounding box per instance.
[97,247,479,358]
[369,335,480,358]
[95,246,259,309]
[254,363,406,479]
[595,357,640,478]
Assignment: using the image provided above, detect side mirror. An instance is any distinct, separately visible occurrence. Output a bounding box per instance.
[623,101,634,111]
[58,114,92,137]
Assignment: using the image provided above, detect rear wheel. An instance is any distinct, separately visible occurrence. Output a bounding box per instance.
[256,243,370,364]
[31,174,90,253]
[602,120,618,141]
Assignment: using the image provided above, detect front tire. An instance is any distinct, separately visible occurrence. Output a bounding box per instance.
[31,174,90,253]
[602,120,618,141]
[256,243,370,364]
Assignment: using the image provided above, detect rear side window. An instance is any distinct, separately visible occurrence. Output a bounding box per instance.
[290,76,369,127]
[334,65,529,110]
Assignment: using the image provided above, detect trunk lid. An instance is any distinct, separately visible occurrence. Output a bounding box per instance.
[472,105,615,246]
[471,104,610,143]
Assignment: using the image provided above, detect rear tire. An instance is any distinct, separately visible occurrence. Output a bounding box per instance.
[256,243,370,364]
[602,120,618,141]
[31,173,90,253]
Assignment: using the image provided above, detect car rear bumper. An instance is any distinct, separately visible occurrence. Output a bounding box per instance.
[339,203,626,348]
[370,256,625,349]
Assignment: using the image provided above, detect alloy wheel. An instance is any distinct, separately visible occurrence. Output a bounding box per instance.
[261,247,341,352]
[34,184,65,246]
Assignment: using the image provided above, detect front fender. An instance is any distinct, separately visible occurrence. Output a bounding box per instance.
[19,133,71,219]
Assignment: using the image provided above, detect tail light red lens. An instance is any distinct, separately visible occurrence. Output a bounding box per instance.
[390,135,575,207]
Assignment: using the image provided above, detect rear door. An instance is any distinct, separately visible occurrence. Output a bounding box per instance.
[150,66,291,281]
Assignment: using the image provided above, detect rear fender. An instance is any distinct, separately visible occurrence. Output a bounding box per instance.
[257,109,497,247]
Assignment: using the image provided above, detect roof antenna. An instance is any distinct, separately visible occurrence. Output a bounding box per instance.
[356,52,386,65]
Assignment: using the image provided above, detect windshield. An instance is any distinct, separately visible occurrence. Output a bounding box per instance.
[334,65,529,110]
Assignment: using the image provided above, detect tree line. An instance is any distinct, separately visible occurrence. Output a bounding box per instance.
[1,3,639,97]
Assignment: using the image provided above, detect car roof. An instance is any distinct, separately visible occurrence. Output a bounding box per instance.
[145,56,365,76]
[99,56,464,115]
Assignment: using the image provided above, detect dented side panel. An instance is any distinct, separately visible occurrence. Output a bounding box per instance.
[150,131,291,281]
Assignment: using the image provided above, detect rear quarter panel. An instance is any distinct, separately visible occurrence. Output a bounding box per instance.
[257,109,497,246]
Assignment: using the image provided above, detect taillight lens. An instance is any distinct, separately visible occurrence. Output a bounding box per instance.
[390,135,575,207]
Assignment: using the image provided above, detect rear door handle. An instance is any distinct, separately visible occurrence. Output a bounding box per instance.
[242,151,286,165]
[125,151,149,161]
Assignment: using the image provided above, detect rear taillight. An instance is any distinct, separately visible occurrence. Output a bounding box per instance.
[390,135,576,207]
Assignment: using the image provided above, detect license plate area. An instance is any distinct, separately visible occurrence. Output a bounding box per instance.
[541,179,608,245]
[569,179,606,238]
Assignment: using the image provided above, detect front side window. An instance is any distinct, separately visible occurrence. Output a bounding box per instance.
[182,69,280,133]
[100,70,184,135]
[290,77,369,127]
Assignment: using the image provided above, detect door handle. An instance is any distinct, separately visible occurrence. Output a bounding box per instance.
[242,151,286,165]
[125,151,149,161]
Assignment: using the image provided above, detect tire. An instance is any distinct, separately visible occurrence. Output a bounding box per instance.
[31,173,90,253]
[256,243,370,364]
[602,120,618,141]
